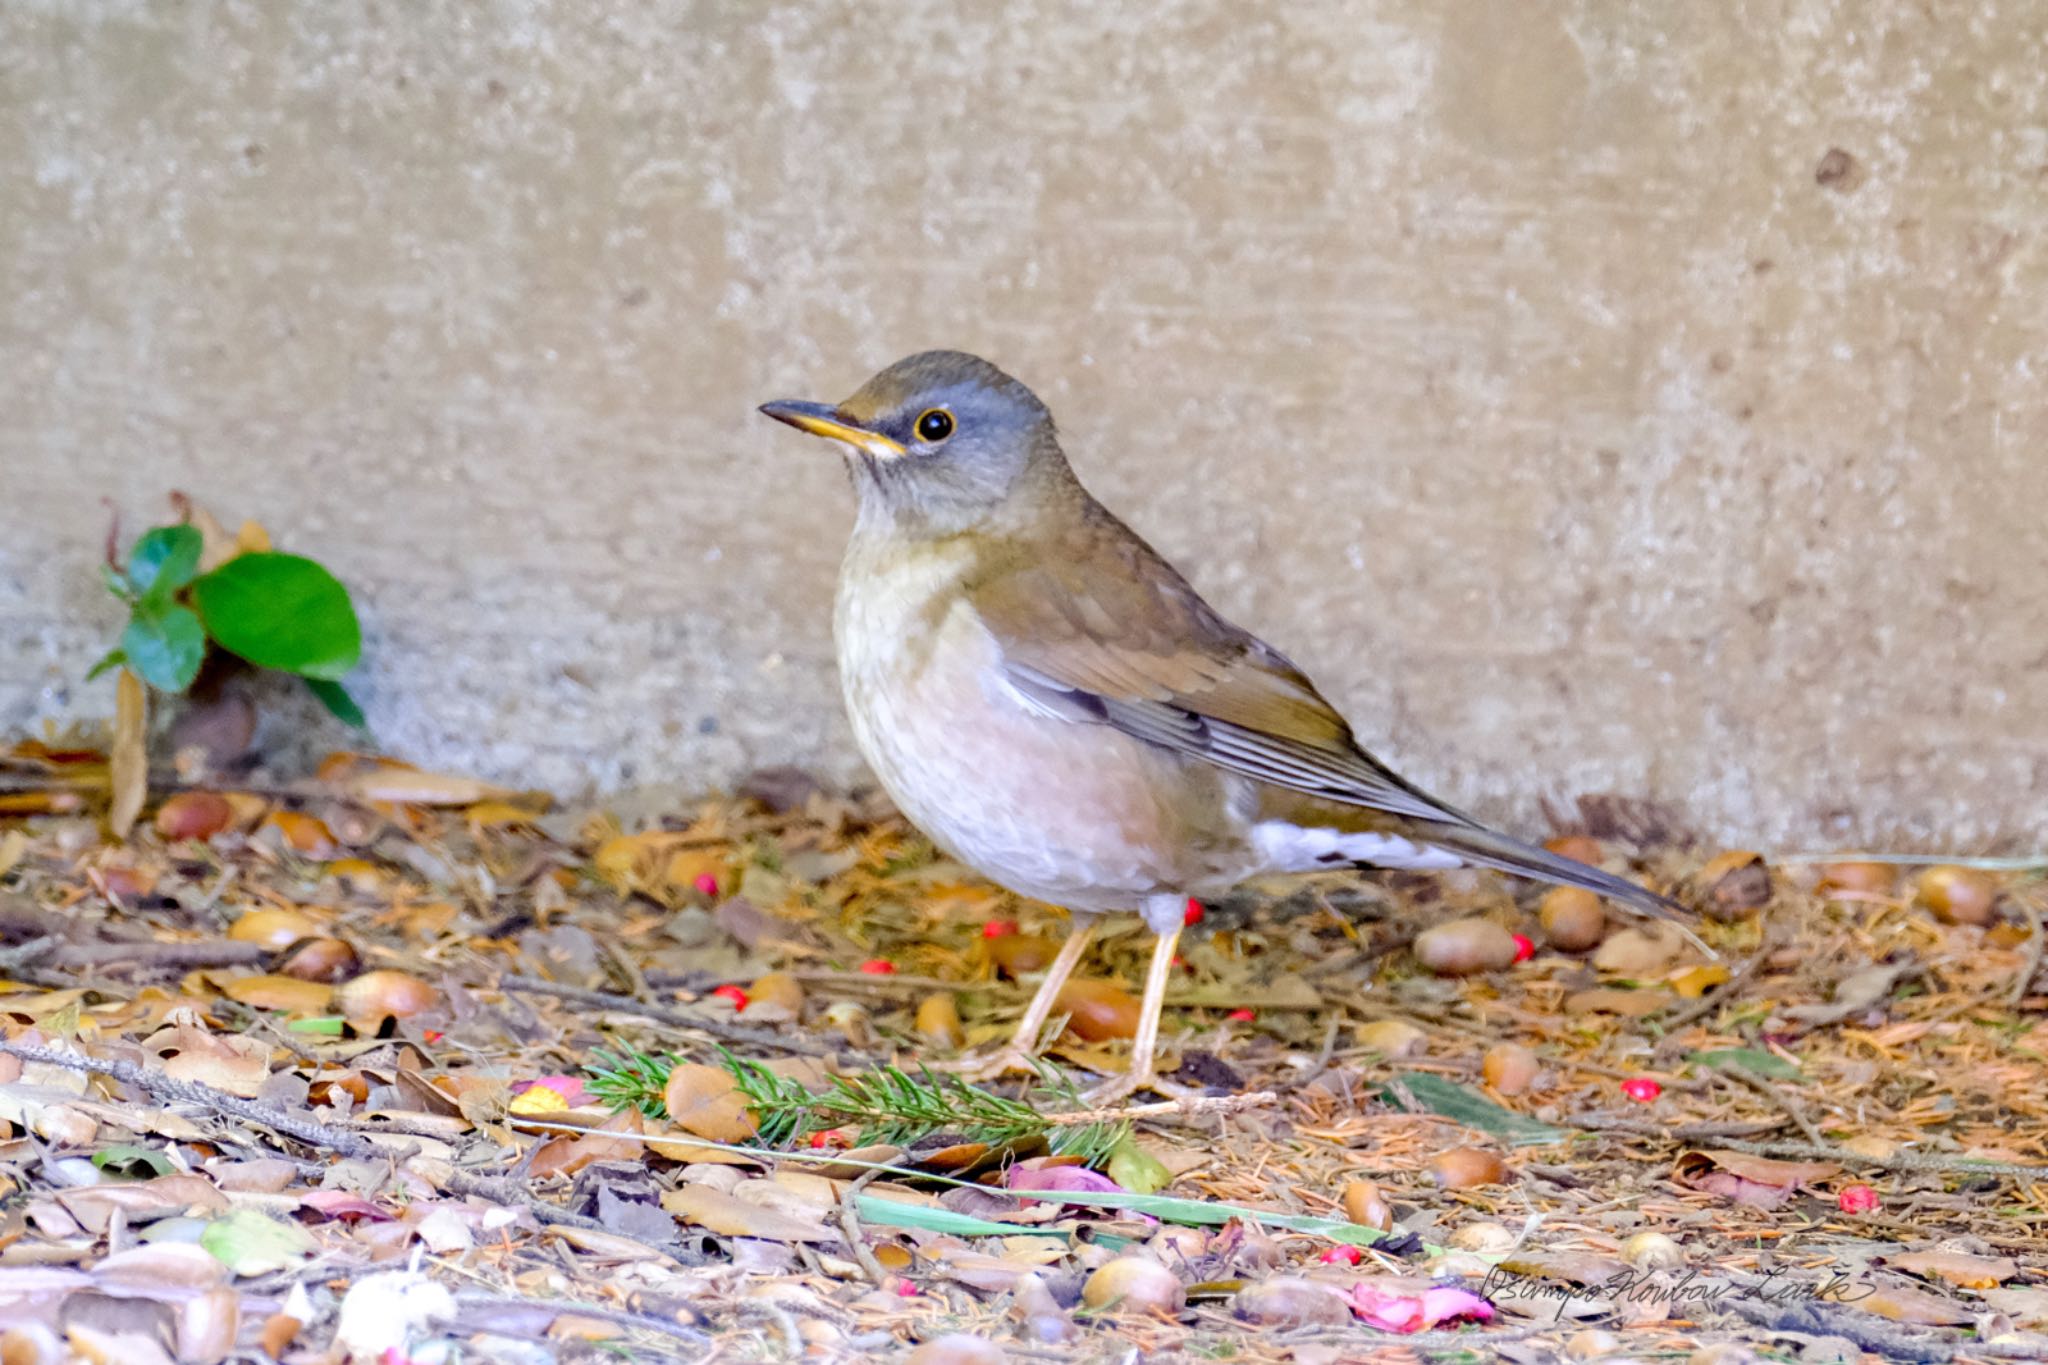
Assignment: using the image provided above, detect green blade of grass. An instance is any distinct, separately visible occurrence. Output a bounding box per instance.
[1377,1071,1568,1146]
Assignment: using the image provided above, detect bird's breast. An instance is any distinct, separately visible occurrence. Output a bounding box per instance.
[832,537,1258,910]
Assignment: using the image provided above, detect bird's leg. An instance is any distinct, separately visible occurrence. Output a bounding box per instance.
[934,919,1096,1081]
[1085,907,1188,1103]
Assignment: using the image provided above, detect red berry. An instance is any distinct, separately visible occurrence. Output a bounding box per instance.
[1172,955,1189,970]
[894,1280,919,1297]
[1320,1244,1363,1265]
[1511,933,1535,963]
[807,1128,850,1149]
[710,984,749,1011]
[1183,898,1204,927]
[1226,1008,1256,1022]
[692,872,720,897]
[858,958,896,975]
[1621,1077,1663,1103]
[982,919,1018,938]
[1837,1184,1880,1214]
[420,1029,445,1045]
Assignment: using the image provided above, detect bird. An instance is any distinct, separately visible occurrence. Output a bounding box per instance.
[760,350,1689,1100]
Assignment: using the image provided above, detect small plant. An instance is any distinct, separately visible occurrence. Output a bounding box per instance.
[91,517,365,726]
[88,500,367,835]
[584,1045,1128,1165]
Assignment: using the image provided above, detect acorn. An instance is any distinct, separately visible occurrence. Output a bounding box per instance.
[1539,886,1607,951]
[1413,918,1518,975]
[1623,1230,1685,1269]
[1232,1277,1352,1328]
[275,937,360,983]
[1817,861,1893,896]
[336,970,438,1026]
[1341,1179,1393,1232]
[1428,1147,1507,1190]
[1053,979,1141,1041]
[154,792,235,842]
[1695,849,1771,920]
[262,810,338,859]
[1080,1255,1184,1316]
[984,933,1061,978]
[1448,1220,1517,1254]
[1482,1042,1540,1096]
[1914,866,1999,927]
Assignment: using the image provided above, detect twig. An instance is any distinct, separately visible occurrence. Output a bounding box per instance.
[1039,1090,1278,1128]
[1725,1292,1954,1362]
[0,936,58,971]
[1711,1136,2048,1178]
[498,974,833,1057]
[50,940,268,971]
[0,1041,387,1160]
[1777,851,2046,870]
[1718,1065,1830,1147]
[452,1292,709,1347]
[435,1166,700,1257]
[2011,887,2045,1008]
[1571,1115,1787,1140]
[835,1168,888,1287]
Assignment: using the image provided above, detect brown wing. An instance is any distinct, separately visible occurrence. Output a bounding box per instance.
[965,511,1483,829]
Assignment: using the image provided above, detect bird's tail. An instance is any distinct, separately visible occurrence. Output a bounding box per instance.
[1413,821,1689,924]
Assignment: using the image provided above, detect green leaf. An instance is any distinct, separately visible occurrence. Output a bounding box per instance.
[854,1197,1070,1239]
[192,552,361,679]
[91,1144,176,1178]
[1689,1048,1803,1080]
[1377,1071,1569,1146]
[85,647,127,682]
[121,604,207,693]
[200,1207,315,1276]
[287,1016,347,1035]
[126,525,203,602]
[306,678,366,727]
[1105,1137,1172,1194]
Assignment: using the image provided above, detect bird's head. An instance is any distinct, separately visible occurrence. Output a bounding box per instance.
[760,351,1070,536]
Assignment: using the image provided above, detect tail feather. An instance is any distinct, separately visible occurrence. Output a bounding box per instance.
[1413,822,1688,924]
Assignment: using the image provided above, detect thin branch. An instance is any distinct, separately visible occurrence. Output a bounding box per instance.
[1710,1135,2048,1179]
[0,1040,387,1160]
[1039,1090,1278,1128]
[834,1168,888,1287]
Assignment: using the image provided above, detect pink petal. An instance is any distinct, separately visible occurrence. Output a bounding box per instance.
[1006,1162,1125,1195]
[1349,1282,1494,1333]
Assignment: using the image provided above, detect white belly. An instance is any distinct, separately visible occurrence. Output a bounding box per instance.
[833,537,1262,911]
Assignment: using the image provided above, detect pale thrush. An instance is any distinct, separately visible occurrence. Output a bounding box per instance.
[762,351,1685,1098]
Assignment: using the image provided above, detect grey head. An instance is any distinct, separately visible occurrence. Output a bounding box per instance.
[759,350,1074,536]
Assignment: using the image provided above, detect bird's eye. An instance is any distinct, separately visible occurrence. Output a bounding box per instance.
[915,409,955,443]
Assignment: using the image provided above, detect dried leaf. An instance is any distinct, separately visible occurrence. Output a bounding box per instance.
[1674,1149,1839,1209]
[108,669,147,839]
[1884,1251,2018,1289]
[661,1183,841,1243]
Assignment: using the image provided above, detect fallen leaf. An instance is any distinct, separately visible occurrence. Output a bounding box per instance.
[1565,988,1674,1018]
[339,767,513,807]
[199,1207,315,1276]
[1669,963,1731,998]
[1782,959,1918,1027]
[661,1183,841,1243]
[1884,1251,2018,1289]
[109,669,147,839]
[1674,1149,1839,1209]
[1858,1282,1973,1325]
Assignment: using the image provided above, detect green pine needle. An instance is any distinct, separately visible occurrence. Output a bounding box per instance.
[581,1044,1127,1165]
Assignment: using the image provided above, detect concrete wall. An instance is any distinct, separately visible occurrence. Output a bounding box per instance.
[3,1,2043,849]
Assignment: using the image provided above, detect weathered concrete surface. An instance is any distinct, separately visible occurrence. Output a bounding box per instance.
[2,2,2044,848]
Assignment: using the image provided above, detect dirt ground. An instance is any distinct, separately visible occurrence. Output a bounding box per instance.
[0,743,2044,1363]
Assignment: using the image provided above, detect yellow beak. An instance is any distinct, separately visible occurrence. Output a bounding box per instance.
[757,400,907,459]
